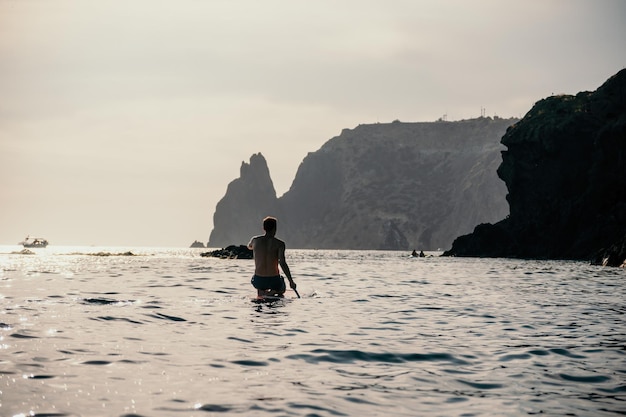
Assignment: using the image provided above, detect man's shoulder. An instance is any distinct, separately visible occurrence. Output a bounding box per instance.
[273,237,286,247]
[251,234,284,246]
[248,235,263,246]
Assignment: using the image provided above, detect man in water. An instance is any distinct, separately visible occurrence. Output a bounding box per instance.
[247,216,297,297]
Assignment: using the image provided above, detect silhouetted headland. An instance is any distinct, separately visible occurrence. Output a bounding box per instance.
[444,69,626,267]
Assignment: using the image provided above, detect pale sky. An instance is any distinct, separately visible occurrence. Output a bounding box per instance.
[1,0,624,247]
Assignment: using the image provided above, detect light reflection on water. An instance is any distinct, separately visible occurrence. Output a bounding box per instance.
[0,246,624,416]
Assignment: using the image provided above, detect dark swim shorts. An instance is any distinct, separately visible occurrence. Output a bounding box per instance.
[251,275,286,292]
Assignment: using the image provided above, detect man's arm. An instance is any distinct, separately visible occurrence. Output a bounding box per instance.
[277,243,296,289]
[247,236,255,250]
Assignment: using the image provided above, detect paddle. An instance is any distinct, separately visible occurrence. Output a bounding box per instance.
[291,282,301,298]
[289,279,301,298]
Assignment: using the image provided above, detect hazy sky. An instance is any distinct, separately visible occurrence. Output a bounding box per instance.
[1,0,624,247]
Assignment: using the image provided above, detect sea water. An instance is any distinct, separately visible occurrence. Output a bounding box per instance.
[0,246,624,417]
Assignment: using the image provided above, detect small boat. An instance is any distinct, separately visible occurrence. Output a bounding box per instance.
[19,236,49,248]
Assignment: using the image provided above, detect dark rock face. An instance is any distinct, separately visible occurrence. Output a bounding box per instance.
[208,153,278,247]
[201,245,253,259]
[209,118,516,250]
[444,69,626,265]
[592,237,626,267]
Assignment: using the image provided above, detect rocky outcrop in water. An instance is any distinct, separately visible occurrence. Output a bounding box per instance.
[201,245,253,259]
[444,69,626,265]
[208,117,517,250]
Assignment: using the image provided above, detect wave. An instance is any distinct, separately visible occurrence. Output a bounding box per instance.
[287,349,469,365]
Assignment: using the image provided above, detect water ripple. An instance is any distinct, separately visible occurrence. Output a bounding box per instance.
[287,349,469,365]
[456,379,504,390]
[146,312,187,322]
[559,373,612,383]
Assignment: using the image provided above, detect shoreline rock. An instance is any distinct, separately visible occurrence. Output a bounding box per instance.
[201,245,253,259]
[591,237,626,267]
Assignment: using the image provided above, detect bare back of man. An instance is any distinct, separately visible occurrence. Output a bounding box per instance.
[247,217,296,297]
[250,235,283,277]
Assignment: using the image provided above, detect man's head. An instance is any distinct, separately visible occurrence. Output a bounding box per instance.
[263,216,277,233]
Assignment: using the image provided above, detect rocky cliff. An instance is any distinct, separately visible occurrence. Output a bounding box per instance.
[208,153,278,246]
[444,69,626,265]
[209,117,517,250]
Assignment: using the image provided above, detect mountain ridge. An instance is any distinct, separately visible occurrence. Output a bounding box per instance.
[209,117,517,250]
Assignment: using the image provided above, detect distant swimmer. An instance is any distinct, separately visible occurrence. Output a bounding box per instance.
[419,250,425,257]
[247,216,298,298]
[411,249,418,257]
